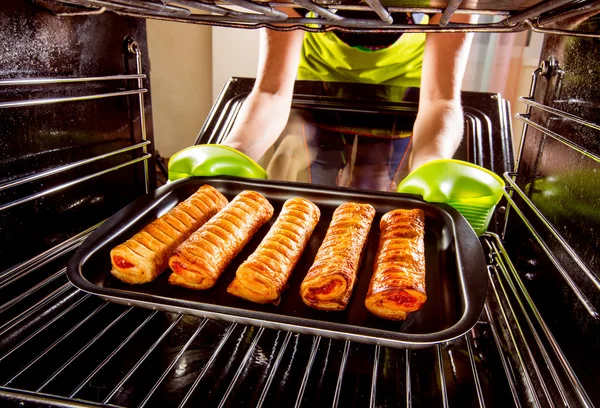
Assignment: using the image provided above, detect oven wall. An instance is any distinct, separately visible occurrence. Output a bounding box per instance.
[503,14,600,406]
[0,0,155,272]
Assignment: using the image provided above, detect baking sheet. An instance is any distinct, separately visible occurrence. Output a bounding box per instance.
[67,176,488,349]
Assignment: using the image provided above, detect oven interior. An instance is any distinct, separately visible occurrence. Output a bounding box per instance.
[1,0,600,407]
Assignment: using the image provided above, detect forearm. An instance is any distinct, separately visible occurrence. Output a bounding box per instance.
[223,18,303,162]
[411,98,463,171]
[411,13,473,171]
[223,90,293,161]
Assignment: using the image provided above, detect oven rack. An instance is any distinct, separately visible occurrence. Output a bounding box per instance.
[505,60,600,320]
[0,225,586,407]
[0,39,152,215]
[483,233,594,407]
[45,0,600,37]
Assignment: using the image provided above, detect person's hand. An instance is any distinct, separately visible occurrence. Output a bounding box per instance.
[224,25,304,162]
[411,13,473,171]
[223,89,293,161]
[410,98,464,171]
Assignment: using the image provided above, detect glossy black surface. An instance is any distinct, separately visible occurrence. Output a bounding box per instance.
[68,176,488,348]
[0,0,155,273]
[502,13,600,407]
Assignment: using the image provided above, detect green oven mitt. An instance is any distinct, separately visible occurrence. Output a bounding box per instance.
[397,159,505,236]
[168,144,268,182]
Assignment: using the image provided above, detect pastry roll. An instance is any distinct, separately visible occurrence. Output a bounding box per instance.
[227,197,321,304]
[365,209,426,321]
[300,202,375,311]
[168,190,274,290]
[110,185,228,284]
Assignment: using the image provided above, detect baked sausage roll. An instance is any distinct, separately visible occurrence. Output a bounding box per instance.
[300,202,375,311]
[110,185,228,284]
[227,197,321,304]
[365,209,426,321]
[168,190,274,290]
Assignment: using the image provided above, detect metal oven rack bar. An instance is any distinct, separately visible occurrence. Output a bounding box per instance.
[0,43,154,370]
[483,233,594,407]
[502,176,600,318]
[0,221,101,287]
[0,72,591,403]
[0,141,151,194]
[517,98,600,133]
[0,41,152,213]
[507,75,600,319]
[0,103,594,408]
[0,224,581,407]
[0,221,104,320]
[46,0,600,38]
[483,61,599,407]
[0,155,150,213]
[1,34,597,407]
[0,88,146,109]
[2,82,591,408]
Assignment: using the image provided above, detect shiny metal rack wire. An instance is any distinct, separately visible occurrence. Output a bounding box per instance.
[0,37,152,303]
[0,39,151,211]
[1,10,598,400]
[0,72,597,408]
[505,58,600,320]
[0,214,591,406]
[45,0,600,37]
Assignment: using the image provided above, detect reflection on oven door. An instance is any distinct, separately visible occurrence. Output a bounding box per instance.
[258,107,414,192]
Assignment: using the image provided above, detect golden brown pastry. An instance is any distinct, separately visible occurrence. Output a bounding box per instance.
[300,202,375,311]
[365,209,426,321]
[168,190,274,290]
[227,197,321,304]
[110,185,228,284]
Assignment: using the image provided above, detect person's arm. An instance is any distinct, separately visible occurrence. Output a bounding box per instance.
[223,10,304,162]
[410,13,474,171]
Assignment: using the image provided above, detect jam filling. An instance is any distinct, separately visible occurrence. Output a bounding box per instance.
[171,261,185,274]
[114,256,134,269]
[388,291,418,308]
[313,280,341,296]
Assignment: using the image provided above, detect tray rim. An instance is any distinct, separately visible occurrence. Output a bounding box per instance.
[67,176,488,349]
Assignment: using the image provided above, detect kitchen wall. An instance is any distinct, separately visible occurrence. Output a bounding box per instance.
[211,27,260,100]
[455,30,544,158]
[146,20,213,158]
[147,25,260,160]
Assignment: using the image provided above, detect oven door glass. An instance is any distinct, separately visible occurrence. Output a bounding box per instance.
[199,79,509,195]
[257,107,416,192]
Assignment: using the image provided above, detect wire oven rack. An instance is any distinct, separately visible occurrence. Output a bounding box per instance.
[43,0,600,38]
[0,39,151,209]
[0,211,593,406]
[1,46,598,407]
[0,38,152,303]
[506,59,600,321]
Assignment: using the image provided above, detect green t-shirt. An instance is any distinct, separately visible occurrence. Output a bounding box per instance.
[297,15,428,87]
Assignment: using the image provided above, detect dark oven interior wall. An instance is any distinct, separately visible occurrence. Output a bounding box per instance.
[0,0,155,272]
[504,14,600,406]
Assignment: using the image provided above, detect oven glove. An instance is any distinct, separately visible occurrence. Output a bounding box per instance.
[167,144,268,182]
[396,159,505,236]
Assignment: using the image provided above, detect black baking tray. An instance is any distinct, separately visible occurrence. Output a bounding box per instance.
[67,176,488,349]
